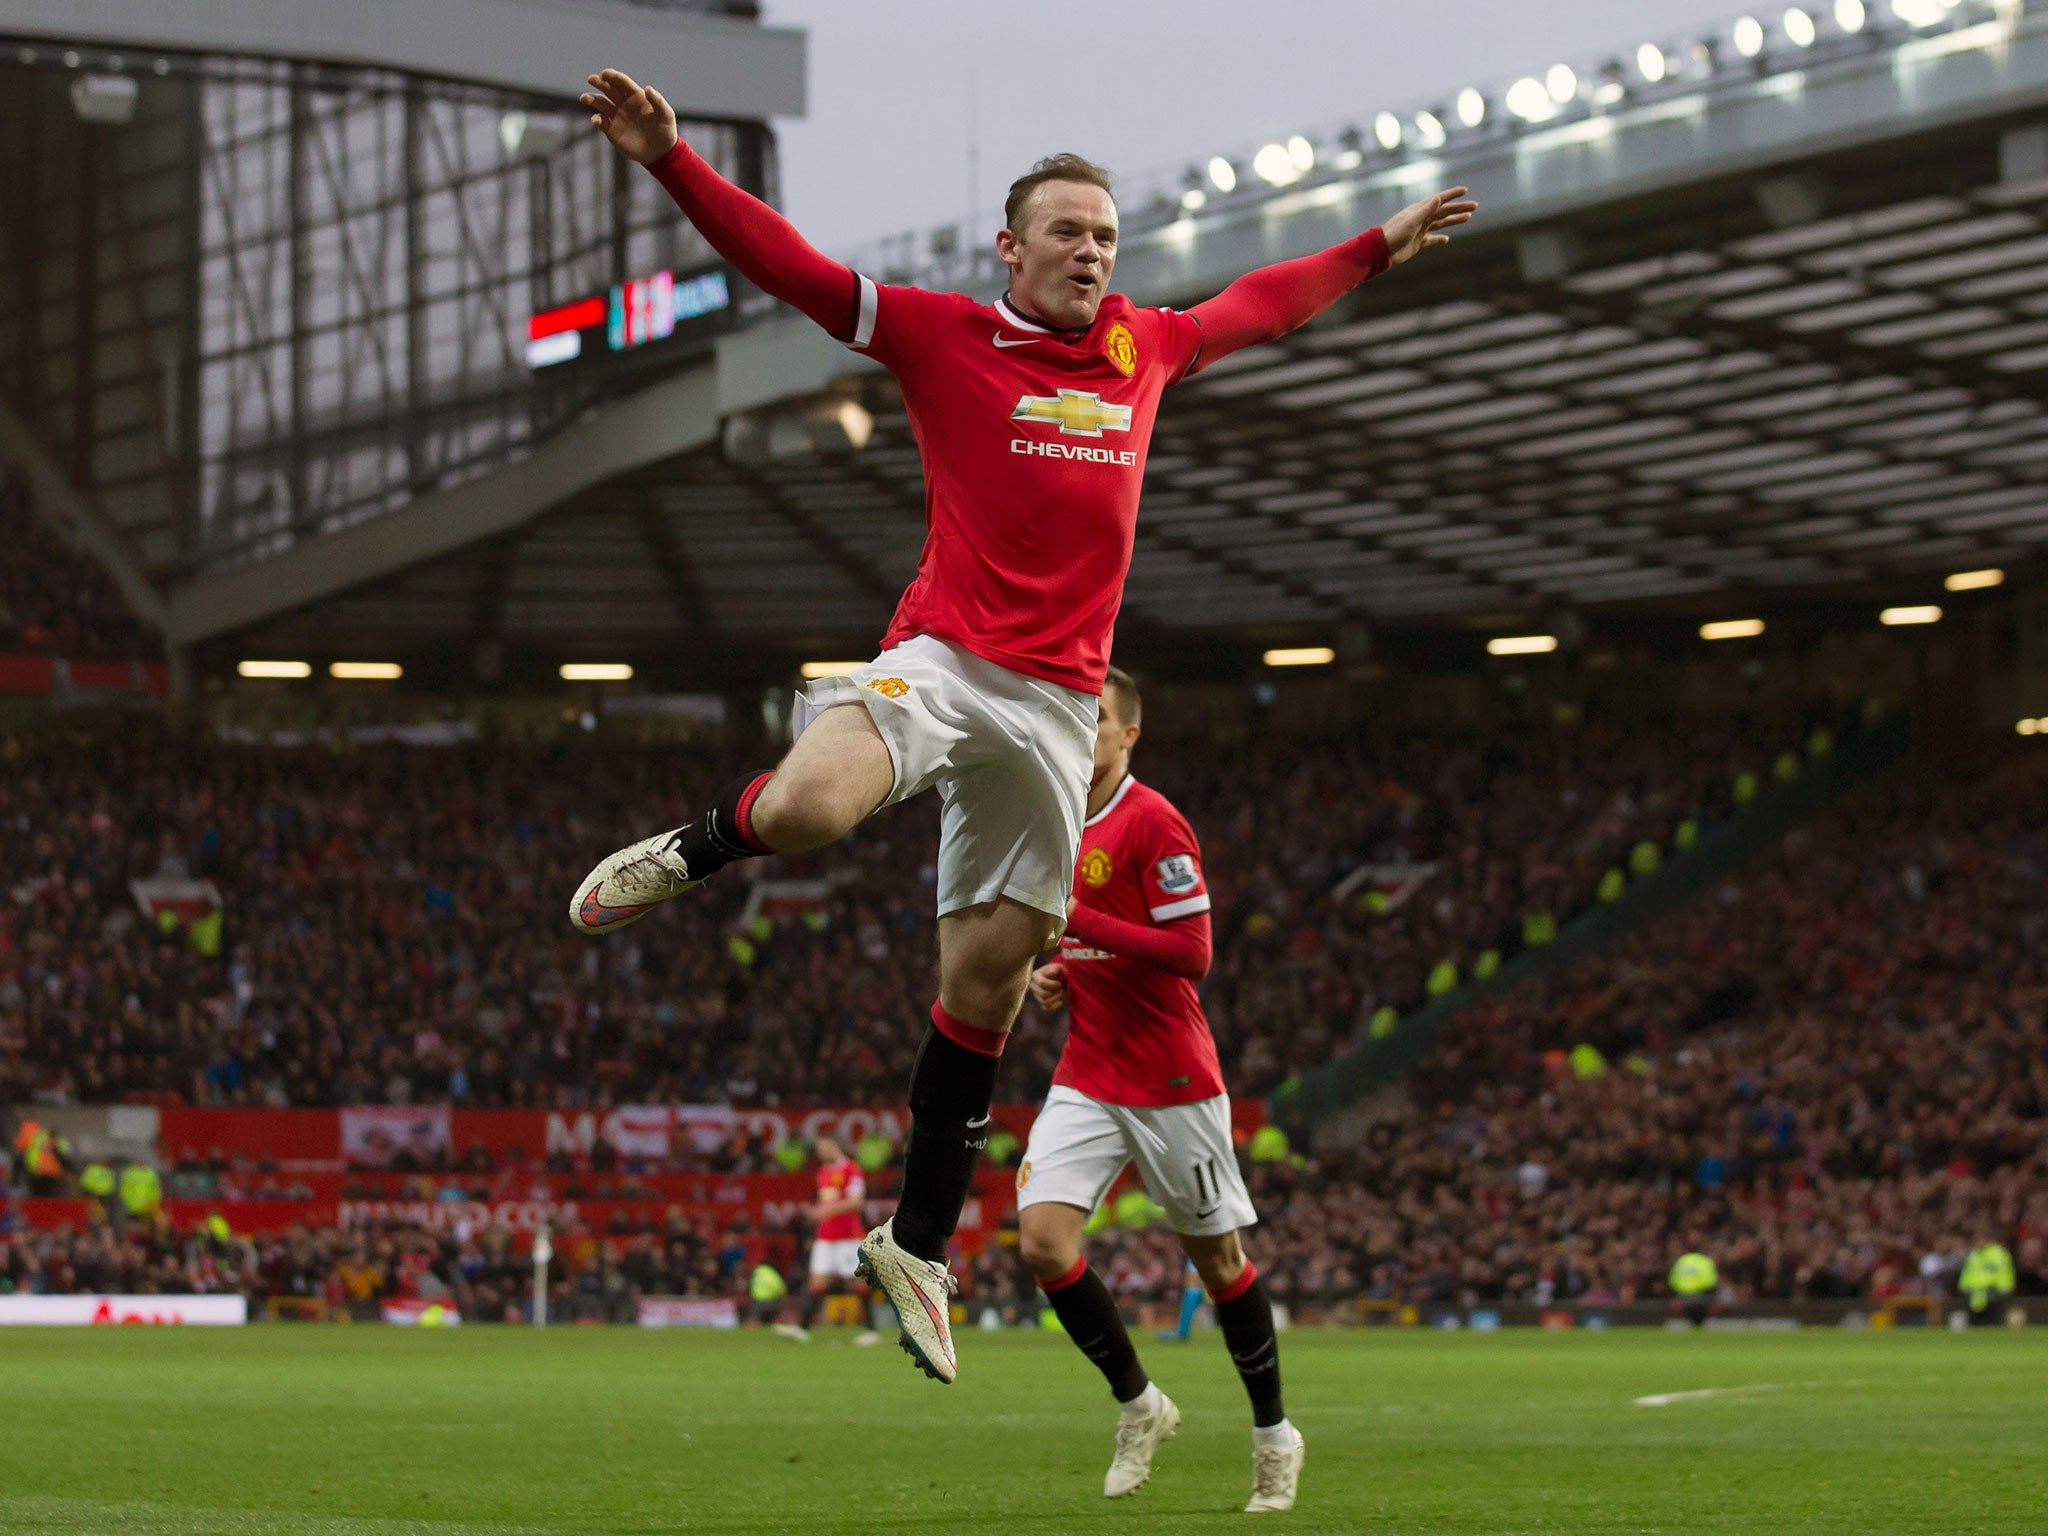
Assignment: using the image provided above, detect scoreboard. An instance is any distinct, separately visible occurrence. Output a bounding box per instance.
[526,263,735,372]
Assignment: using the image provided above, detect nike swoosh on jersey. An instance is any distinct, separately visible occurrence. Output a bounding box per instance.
[965,1113,991,1128]
[992,334,1041,348]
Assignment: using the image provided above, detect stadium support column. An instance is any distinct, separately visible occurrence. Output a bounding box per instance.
[71,108,98,489]
[404,83,428,494]
[286,68,312,536]
[174,74,206,567]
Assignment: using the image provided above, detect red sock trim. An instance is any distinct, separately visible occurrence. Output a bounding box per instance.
[732,772,775,853]
[1213,1260,1258,1306]
[930,1000,1007,1057]
[1041,1256,1089,1294]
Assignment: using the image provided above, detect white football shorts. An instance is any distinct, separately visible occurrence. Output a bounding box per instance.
[1015,1086,1257,1238]
[809,1238,863,1280]
[793,633,1097,926]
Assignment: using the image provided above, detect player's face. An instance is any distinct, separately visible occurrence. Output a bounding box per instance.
[1091,696,1140,788]
[814,1137,840,1163]
[999,181,1119,330]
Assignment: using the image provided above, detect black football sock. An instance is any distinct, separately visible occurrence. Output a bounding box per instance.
[665,769,776,879]
[1042,1258,1150,1403]
[797,1288,823,1329]
[889,1006,1004,1263]
[1215,1262,1286,1427]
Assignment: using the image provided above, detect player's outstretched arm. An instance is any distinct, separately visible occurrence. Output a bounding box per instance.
[1182,186,1476,375]
[580,68,857,339]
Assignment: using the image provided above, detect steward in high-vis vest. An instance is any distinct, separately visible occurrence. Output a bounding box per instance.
[748,1261,789,1326]
[1669,1250,1718,1326]
[1959,1234,2016,1327]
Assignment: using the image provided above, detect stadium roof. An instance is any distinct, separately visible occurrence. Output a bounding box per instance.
[175,2,2048,676]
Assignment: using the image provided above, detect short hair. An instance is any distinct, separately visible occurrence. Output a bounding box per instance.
[1004,154,1116,238]
[1102,665,1142,728]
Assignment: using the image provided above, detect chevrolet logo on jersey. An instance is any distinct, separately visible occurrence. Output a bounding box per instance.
[1011,389,1133,439]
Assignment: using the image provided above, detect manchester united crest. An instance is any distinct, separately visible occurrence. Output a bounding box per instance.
[865,676,910,699]
[1080,847,1114,887]
[1104,320,1137,377]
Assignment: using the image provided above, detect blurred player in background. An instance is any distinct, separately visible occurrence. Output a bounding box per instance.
[1019,668,1302,1513]
[777,1133,880,1344]
[572,65,1473,1386]
[1159,1259,1204,1342]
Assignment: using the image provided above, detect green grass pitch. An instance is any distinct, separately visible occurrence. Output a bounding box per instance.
[2,1326,2042,1533]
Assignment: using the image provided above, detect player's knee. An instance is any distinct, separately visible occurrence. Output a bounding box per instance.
[1185,1233,1246,1294]
[751,770,860,852]
[1017,1225,1078,1282]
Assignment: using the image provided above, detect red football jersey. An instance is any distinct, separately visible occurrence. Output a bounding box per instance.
[814,1158,866,1242]
[851,283,1204,694]
[1053,775,1224,1106]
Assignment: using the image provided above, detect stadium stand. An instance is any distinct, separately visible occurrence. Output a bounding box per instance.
[0,461,162,663]
[9,700,2046,1321]
[0,702,1836,1113]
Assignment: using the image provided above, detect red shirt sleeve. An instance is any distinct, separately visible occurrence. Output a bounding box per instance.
[646,138,860,339]
[1061,904,1213,980]
[1180,227,1391,377]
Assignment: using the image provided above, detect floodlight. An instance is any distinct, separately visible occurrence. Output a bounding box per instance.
[1252,143,1301,186]
[1487,634,1559,656]
[1784,7,1817,44]
[1263,647,1335,668]
[1455,88,1486,127]
[1734,16,1766,54]
[1414,110,1447,148]
[237,660,310,679]
[1878,605,1940,626]
[1546,63,1579,103]
[1835,0,1867,31]
[1207,156,1237,193]
[1700,619,1766,641]
[1286,134,1315,172]
[560,663,634,681]
[1506,77,1554,121]
[1374,112,1401,151]
[1637,42,1669,80]
[1944,569,2003,591]
[329,662,403,680]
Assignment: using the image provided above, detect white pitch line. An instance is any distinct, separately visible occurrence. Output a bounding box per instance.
[1633,1382,1788,1407]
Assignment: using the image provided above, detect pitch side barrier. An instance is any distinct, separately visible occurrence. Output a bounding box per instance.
[1268,709,1911,1139]
[1322,1298,2046,1331]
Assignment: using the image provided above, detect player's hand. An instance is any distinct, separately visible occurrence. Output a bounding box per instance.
[580,68,678,165]
[1382,187,1477,266]
[1028,962,1068,1013]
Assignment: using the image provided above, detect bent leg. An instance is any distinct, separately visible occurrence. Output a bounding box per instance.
[750,702,895,852]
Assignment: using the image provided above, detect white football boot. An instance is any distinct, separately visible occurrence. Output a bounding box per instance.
[1245,1422,1305,1513]
[568,827,703,935]
[854,1219,959,1383]
[1103,1388,1180,1498]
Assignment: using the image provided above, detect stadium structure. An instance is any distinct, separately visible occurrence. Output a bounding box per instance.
[3,0,2044,705]
[4,9,2047,1526]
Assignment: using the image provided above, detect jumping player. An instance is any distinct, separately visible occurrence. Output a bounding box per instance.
[570,67,1474,1385]
[1019,667,1299,1511]
[775,1133,879,1344]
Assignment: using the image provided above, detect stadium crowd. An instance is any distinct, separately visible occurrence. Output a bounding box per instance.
[0,1206,775,1323]
[0,703,1816,1117]
[0,463,161,662]
[1219,756,2048,1308]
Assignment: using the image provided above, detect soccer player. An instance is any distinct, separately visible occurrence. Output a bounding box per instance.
[570,67,1474,1385]
[775,1133,879,1344]
[1019,667,1299,1510]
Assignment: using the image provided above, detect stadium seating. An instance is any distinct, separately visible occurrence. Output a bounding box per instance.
[0,462,162,665]
[0,705,1831,1114]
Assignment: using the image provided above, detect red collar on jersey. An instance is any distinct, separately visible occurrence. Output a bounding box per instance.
[996,292,1093,342]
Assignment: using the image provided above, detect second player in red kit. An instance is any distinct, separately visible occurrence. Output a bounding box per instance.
[1021,669,1301,1512]
[1053,771,1222,1108]
[571,64,1474,1386]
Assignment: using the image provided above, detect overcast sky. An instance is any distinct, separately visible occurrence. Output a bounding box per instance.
[761,0,1758,251]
